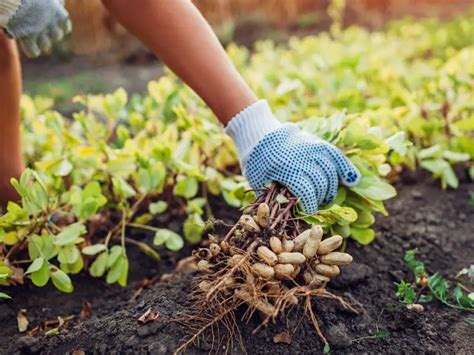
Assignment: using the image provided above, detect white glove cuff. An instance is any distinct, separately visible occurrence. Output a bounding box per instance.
[0,0,22,28]
[225,99,281,168]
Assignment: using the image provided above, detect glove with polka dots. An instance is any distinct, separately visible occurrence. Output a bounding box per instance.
[225,100,361,214]
[1,0,71,58]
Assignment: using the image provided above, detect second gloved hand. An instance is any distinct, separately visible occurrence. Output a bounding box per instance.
[1,0,71,58]
[225,100,361,214]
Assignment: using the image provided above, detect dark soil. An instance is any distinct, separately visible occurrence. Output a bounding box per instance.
[1,177,473,354]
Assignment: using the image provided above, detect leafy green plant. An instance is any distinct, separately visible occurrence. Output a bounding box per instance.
[396,249,474,311]
[2,12,473,295]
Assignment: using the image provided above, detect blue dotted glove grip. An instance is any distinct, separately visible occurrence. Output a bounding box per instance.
[244,124,360,214]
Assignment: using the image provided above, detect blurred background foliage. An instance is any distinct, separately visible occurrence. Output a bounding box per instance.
[23,0,473,109]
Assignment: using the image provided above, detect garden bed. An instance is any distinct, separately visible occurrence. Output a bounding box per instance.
[1,174,473,354]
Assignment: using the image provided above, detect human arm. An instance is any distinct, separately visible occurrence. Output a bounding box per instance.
[102,0,360,213]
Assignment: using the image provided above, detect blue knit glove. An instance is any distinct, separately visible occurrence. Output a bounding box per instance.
[1,0,71,58]
[225,100,361,214]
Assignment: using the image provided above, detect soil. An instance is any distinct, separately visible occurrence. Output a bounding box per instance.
[1,175,473,354]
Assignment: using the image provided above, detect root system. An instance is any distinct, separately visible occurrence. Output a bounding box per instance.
[176,185,358,353]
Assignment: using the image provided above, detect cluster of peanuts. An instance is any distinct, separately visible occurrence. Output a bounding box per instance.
[196,202,353,290]
[250,224,352,288]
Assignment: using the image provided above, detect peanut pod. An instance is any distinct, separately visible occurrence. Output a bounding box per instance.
[303,226,323,258]
[227,254,244,267]
[278,252,306,265]
[303,270,314,284]
[314,264,340,277]
[197,260,213,273]
[256,203,270,227]
[209,243,221,256]
[252,263,275,279]
[303,270,330,287]
[274,263,295,279]
[311,273,330,287]
[220,240,229,252]
[239,214,261,232]
[291,265,301,278]
[257,246,278,266]
[293,229,311,251]
[320,252,353,265]
[282,238,294,252]
[317,235,343,255]
[194,248,212,260]
[269,237,283,254]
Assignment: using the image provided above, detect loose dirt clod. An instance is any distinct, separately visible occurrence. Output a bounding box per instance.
[177,185,357,353]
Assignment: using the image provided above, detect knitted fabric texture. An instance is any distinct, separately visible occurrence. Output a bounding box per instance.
[244,123,360,214]
[225,100,281,169]
[4,0,71,58]
[0,0,21,28]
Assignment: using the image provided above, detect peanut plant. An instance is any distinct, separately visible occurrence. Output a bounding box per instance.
[1,12,473,295]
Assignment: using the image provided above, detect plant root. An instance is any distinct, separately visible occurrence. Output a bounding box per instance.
[176,185,358,353]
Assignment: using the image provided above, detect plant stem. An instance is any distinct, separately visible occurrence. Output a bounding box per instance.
[127,223,160,233]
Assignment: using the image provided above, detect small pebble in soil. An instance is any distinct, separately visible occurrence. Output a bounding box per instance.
[136,321,163,337]
[330,263,371,289]
[326,323,352,349]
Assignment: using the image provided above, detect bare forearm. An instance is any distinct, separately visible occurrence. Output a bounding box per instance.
[102,0,257,123]
[0,34,23,203]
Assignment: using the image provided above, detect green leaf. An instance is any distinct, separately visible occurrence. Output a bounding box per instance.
[420,159,459,188]
[329,206,358,223]
[106,256,127,285]
[107,246,123,268]
[352,211,375,228]
[60,256,84,275]
[31,261,49,287]
[183,213,205,244]
[165,233,184,251]
[350,227,375,245]
[54,223,87,246]
[419,145,442,159]
[25,257,45,275]
[351,174,397,201]
[0,292,11,300]
[82,244,107,256]
[90,252,108,277]
[333,223,351,238]
[54,159,73,177]
[137,243,161,261]
[118,257,129,287]
[154,229,184,251]
[385,131,409,156]
[49,266,73,293]
[149,201,168,215]
[174,175,198,199]
[442,150,470,162]
[28,234,57,260]
[58,245,80,264]
[112,177,136,199]
[187,198,206,215]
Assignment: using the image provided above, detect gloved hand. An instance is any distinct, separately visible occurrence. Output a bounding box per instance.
[225,100,361,214]
[1,0,71,58]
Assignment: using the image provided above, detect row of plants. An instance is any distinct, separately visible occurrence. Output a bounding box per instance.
[1,12,473,295]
